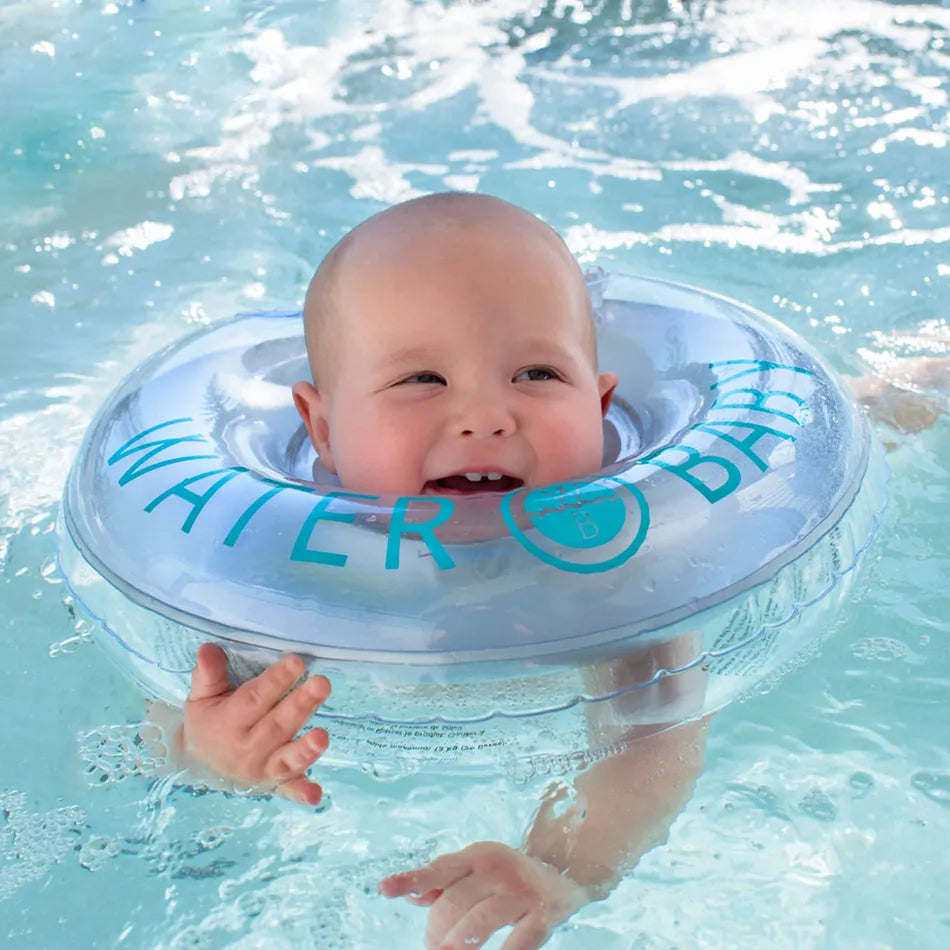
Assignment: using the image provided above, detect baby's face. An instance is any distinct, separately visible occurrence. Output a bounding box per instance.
[294,202,616,498]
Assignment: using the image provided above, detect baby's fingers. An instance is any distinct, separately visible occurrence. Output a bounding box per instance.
[443,895,531,950]
[500,911,551,950]
[378,871,416,899]
[275,774,324,807]
[265,727,329,783]
[188,643,233,702]
[230,654,309,727]
[250,673,331,749]
[379,854,470,899]
[406,889,443,907]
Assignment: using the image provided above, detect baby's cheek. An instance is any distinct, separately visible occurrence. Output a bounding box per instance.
[557,428,605,481]
[337,432,421,496]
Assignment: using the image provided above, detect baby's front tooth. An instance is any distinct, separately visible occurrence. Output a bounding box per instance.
[464,472,483,482]
[486,473,503,481]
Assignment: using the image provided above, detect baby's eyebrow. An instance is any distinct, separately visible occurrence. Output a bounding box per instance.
[516,337,573,359]
[377,344,438,370]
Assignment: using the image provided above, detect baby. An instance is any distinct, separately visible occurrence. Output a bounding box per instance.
[177,192,708,949]
[175,191,944,949]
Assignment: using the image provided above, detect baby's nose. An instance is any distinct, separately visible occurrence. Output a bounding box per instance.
[456,395,516,439]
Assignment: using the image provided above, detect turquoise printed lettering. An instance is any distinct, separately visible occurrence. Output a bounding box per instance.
[290,491,379,567]
[108,417,217,486]
[224,480,296,547]
[708,360,815,389]
[144,467,246,533]
[572,507,599,541]
[386,497,455,571]
[695,420,795,472]
[711,387,808,426]
[503,477,650,573]
[640,445,741,504]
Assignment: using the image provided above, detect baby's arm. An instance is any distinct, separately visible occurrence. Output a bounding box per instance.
[163,643,331,804]
[380,719,708,950]
[847,368,945,434]
[846,352,948,434]
[382,631,709,950]
[525,716,708,887]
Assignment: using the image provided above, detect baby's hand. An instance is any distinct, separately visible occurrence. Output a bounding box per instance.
[182,643,331,805]
[379,841,589,950]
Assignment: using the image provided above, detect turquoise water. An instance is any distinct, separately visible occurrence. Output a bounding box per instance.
[2,1,949,947]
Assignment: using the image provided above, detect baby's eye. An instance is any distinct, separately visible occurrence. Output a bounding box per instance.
[514,367,559,382]
[402,372,446,385]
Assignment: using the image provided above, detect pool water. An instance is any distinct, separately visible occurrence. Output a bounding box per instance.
[2,1,949,947]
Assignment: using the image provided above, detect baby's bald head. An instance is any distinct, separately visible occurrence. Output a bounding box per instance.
[301,192,595,391]
[291,192,617,497]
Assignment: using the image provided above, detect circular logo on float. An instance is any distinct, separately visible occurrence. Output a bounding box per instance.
[500,476,649,573]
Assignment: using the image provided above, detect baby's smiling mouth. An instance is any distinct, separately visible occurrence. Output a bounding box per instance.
[424,472,524,495]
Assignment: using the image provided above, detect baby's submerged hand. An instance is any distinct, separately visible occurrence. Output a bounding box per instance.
[182,643,331,805]
[379,841,589,950]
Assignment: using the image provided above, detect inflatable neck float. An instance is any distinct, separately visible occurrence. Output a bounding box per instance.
[58,271,886,778]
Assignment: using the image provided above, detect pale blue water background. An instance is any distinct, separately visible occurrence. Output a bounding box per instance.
[2,1,949,947]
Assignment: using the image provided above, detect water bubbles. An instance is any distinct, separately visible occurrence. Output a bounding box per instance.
[234,890,269,919]
[312,791,333,815]
[30,290,56,308]
[194,826,231,851]
[728,784,790,821]
[849,771,875,795]
[797,788,838,823]
[49,631,92,657]
[78,722,168,786]
[360,760,420,782]
[53,593,98,656]
[850,637,909,661]
[911,771,950,807]
[0,789,86,901]
[169,926,215,950]
[78,835,121,871]
[39,555,62,584]
[505,744,619,785]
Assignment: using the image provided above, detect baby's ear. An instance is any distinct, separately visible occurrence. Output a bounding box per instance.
[292,381,336,473]
[598,371,618,417]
